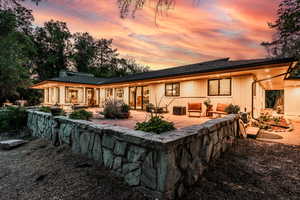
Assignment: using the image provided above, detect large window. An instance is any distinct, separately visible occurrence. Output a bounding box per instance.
[65,87,83,104]
[115,88,124,99]
[165,83,180,97]
[208,78,231,96]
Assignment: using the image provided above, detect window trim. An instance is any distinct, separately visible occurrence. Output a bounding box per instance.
[165,82,180,97]
[208,78,232,96]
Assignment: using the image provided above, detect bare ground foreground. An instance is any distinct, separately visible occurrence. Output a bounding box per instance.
[0,137,300,200]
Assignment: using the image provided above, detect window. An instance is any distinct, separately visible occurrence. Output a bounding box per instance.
[165,83,180,96]
[65,87,83,104]
[208,78,231,96]
[115,88,124,99]
[105,88,113,98]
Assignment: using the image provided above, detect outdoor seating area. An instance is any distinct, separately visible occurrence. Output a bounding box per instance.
[89,109,210,129]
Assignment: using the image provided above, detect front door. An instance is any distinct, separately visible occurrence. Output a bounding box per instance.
[129,86,150,110]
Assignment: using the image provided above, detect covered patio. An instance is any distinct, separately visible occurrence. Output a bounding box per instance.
[89,109,211,129]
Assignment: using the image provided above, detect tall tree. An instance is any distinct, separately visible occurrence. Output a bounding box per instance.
[33,20,72,80]
[262,0,300,75]
[0,6,34,104]
[72,32,97,73]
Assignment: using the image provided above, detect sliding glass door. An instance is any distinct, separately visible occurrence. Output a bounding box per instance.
[129,86,150,110]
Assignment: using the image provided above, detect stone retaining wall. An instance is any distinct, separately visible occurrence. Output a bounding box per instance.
[27,110,240,199]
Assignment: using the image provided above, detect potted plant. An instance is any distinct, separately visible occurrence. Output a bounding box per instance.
[225,104,240,114]
[204,98,213,116]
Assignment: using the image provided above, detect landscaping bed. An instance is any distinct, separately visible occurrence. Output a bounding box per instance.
[0,138,299,200]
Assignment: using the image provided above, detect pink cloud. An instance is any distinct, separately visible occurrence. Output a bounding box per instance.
[23,0,279,69]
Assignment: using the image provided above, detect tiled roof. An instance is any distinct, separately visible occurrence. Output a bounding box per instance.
[46,57,295,85]
[100,57,295,85]
[48,76,108,85]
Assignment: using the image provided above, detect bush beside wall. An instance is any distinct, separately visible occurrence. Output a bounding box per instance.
[0,107,27,132]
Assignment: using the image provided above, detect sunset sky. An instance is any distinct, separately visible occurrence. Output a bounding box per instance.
[24,0,280,70]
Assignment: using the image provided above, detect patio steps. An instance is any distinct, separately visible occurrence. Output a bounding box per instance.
[246,127,260,139]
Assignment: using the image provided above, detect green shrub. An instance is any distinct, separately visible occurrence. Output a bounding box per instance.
[0,106,27,132]
[259,113,272,122]
[120,103,130,113]
[39,106,51,113]
[135,116,175,134]
[101,99,130,119]
[69,109,93,120]
[272,116,281,125]
[225,104,240,114]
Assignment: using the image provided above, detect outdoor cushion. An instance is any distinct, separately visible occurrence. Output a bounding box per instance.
[188,103,202,111]
[216,103,229,112]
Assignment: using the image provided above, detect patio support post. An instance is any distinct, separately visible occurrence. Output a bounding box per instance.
[59,86,65,105]
[44,88,48,104]
[83,87,86,105]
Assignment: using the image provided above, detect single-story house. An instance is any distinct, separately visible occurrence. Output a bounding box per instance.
[31,57,300,117]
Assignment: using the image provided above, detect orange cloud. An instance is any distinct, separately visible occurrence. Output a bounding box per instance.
[23,0,279,70]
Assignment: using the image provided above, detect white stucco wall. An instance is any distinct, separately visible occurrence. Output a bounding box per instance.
[284,87,300,116]
[145,75,255,115]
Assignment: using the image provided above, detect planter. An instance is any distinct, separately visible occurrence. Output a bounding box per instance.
[119,112,130,119]
[206,105,213,117]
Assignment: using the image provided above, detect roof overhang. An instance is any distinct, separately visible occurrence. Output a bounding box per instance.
[31,80,102,89]
[31,59,298,90]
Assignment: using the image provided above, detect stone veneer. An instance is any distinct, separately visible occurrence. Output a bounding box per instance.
[27,110,241,199]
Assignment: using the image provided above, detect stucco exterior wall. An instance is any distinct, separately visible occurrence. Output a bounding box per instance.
[146,75,254,115]
[41,75,261,116]
[284,87,300,116]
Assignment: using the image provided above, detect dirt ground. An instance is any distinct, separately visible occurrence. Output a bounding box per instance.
[0,137,300,200]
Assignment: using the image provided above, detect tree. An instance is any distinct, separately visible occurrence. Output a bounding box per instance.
[72,32,97,73]
[118,0,175,18]
[116,58,149,76]
[33,20,72,80]
[0,7,34,104]
[0,0,40,9]
[72,34,149,77]
[262,0,300,75]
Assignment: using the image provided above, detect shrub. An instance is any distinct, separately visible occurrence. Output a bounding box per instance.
[259,113,272,122]
[225,104,240,114]
[272,116,281,125]
[39,106,65,116]
[101,99,130,119]
[39,106,51,113]
[120,103,130,113]
[50,107,65,116]
[69,109,93,120]
[0,106,27,132]
[135,116,175,134]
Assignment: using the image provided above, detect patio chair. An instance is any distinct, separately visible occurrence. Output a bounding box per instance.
[188,103,202,117]
[208,103,229,117]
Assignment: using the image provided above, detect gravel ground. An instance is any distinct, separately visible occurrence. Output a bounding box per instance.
[0,137,300,200]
